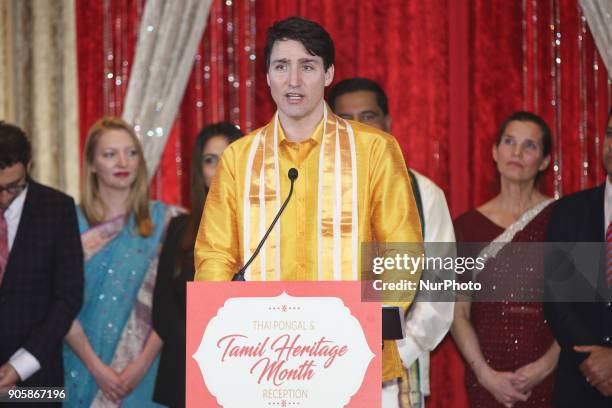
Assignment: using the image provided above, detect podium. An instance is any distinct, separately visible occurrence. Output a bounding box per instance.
[186,281,382,408]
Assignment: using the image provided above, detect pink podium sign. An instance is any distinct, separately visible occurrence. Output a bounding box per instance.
[186,281,381,408]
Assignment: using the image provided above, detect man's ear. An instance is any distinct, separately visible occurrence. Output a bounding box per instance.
[385,115,392,133]
[324,65,335,86]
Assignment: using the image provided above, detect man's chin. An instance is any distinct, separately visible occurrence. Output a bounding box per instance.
[279,107,309,121]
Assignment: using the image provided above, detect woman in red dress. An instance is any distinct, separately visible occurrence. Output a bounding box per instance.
[451,111,559,408]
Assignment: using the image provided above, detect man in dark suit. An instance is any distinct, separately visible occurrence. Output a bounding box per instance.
[544,109,612,407]
[0,121,83,394]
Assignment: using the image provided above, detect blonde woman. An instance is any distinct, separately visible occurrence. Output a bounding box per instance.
[63,117,179,407]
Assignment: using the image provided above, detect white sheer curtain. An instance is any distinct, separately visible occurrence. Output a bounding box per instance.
[122,0,212,180]
[0,0,80,198]
[580,0,612,78]
[0,1,16,123]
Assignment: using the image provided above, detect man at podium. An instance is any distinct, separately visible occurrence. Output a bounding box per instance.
[194,16,423,391]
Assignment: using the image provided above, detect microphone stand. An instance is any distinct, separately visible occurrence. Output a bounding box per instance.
[233,168,298,281]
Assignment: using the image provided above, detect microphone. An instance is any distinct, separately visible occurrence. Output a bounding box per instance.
[232,168,299,281]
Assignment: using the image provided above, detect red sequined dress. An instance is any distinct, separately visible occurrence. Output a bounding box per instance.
[453,205,556,407]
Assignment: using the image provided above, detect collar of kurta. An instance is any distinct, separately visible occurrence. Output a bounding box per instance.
[275,114,325,146]
[242,103,358,282]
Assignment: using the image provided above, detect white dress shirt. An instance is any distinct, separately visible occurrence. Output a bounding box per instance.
[4,185,27,250]
[2,186,42,381]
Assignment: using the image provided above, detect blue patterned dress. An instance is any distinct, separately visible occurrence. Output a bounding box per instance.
[64,202,174,407]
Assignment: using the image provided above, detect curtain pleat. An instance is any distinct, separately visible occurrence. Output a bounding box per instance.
[0,0,80,198]
[579,0,612,77]
[121,0,211,181]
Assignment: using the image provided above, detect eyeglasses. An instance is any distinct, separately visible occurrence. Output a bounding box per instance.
[0,179,27,195]
[202,154,220,167]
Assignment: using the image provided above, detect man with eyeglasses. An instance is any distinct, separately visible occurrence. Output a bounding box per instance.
[329,77,455,408]
[0,121,83,399]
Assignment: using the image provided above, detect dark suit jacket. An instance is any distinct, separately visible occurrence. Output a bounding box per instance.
[0,181,83,388]
[152,213,195,408]
[544,184,612,407]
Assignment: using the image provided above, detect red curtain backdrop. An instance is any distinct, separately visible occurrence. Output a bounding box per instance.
[254,0,452,198]
[75,1,610,407]
[76,0,257,207]
[75,0,611,211]
[467,0,611,207]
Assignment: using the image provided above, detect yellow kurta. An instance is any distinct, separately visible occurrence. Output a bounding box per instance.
[195,114,423,380]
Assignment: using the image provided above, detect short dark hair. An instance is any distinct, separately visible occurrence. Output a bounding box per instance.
[328,77,389,115]
[495,111,552,157]
[191,122,243,220]
[0,121,32,170]
[264,16,334,71]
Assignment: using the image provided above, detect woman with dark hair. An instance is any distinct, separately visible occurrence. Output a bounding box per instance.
[151,122,243,408]
[451,111,559,407]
